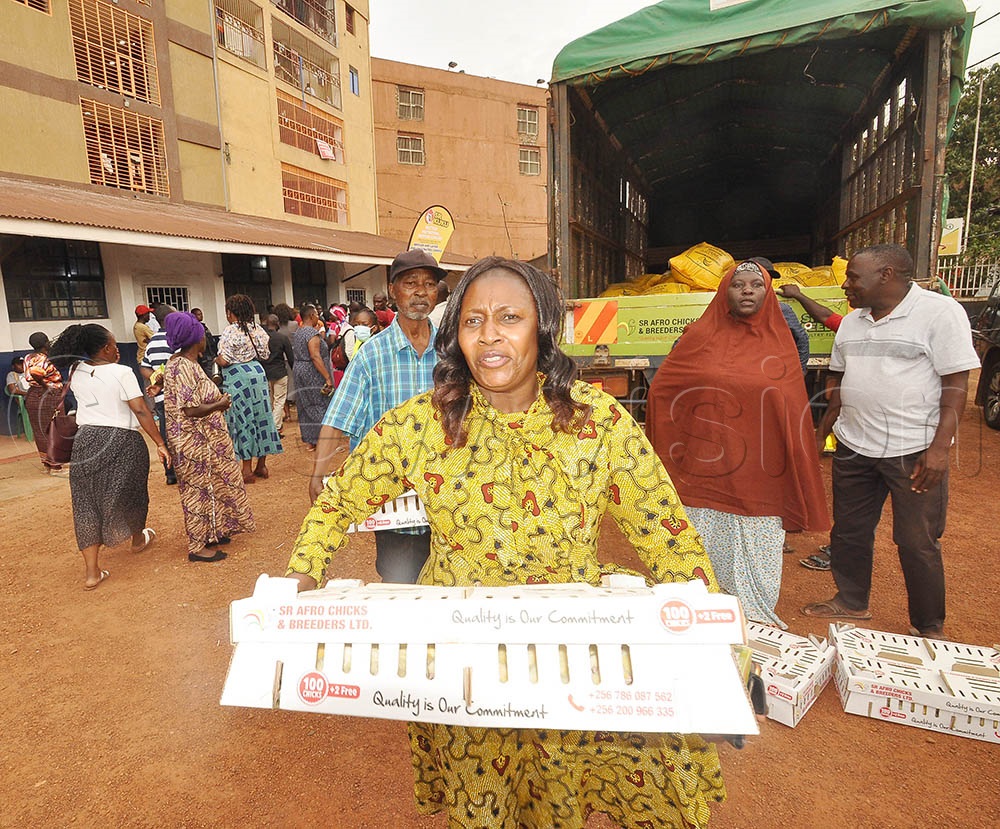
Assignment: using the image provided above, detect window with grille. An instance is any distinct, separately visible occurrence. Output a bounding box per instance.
[277,90,344,162]
[349,66,359,96]
[291,258,328,309]
[272,0,337,47]
[69,0,160,105]
[346,288,366,306]
[517,106,539,138]
[519,147,540,176]
[145,286,189,312]
[81,98,169,196]
[222,254,272,316]
[1,236,107,321]
[397,87,424,120]
[397,134,424,165]
[214,0,266,68]
[345,4,355,35]
[273,18,341,109]
[281,163,348,225]
[11,0,50,13]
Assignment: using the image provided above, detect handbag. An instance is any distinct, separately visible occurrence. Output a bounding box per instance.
[47,366,78,466]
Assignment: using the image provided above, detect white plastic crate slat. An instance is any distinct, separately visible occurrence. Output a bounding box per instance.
[833,626,1000,676]
[346,494,428,532]
[222,577,759,735]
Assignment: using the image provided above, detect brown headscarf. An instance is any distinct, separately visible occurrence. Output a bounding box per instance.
[645,262,829,532]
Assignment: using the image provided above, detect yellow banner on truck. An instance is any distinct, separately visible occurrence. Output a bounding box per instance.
[564,287,848,357]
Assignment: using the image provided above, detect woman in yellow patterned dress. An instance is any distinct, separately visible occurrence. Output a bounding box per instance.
[286,257,726,828]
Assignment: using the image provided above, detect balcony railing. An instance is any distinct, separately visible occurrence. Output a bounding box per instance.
[272,0,337,47]
[274,43,341,109]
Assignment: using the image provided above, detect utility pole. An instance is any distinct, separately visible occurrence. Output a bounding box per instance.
[963,73,986,253]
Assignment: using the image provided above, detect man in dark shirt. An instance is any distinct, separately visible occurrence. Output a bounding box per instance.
[261,314,294,435]
[191,308,218,379]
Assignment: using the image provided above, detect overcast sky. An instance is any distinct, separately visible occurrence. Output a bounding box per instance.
[369,0,1000,86]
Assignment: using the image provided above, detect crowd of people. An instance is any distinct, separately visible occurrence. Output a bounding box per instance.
[5,242,979,828]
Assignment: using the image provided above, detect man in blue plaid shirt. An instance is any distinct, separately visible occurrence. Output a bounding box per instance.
[309,249,447,583]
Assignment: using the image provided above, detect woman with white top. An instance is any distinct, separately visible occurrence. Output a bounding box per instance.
[49,324,170,590]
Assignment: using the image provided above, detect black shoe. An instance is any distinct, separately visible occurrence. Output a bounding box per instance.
[166,475,178,485]
[189,550,227,563]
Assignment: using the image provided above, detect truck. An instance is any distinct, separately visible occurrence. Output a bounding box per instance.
[547,0,973,412]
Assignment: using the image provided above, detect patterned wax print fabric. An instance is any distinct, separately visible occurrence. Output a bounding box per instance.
[70,426,149,550]
[290,326,329,445]
[217,322,270,364]
[221,362,283,461]
[163,356,255,554]
[288,380,725,829]
[23,352,62,389]
[686,506,787,629]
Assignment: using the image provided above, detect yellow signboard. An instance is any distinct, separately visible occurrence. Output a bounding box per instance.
[939,217,964,256]
[408,205,455,263]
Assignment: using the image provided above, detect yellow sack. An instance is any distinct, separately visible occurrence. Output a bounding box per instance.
[771,276,800,290]
[643,280,691,295]
[669,243,734,291]
[599,283,635,297]
[802,266,840,287]
[832,256,847,283]
[773,262,811,283]
[631,273,665,290]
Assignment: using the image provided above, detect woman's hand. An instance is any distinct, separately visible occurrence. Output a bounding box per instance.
[156,444,172,468]
[216,393,232,412]
[291,573,317,592]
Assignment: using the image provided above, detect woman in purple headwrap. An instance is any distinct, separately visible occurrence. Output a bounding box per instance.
[162,312,255,562]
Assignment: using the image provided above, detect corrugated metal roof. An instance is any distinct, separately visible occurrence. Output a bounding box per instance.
[0,176,474,269]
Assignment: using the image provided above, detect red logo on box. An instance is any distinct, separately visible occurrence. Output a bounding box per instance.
[694,609,736,624]
[298,672,361,705]
[767,684,793,702]
[364,517,378,530]
[878,706,906,720]
[659,600,694,633]
[299,671,329,705]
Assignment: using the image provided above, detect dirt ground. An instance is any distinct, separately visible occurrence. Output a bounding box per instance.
[1,389,998,829]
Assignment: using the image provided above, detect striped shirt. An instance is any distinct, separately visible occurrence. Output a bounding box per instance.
[322,318,438,450]
[140,330,175,403]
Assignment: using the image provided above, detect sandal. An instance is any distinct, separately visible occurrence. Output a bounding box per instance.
[799,554,831,571]
[802,597,871,620]
[84,569,110,590]
[131,528,156,553]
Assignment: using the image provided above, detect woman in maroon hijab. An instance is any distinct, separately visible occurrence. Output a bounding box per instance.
[646,260,829,627]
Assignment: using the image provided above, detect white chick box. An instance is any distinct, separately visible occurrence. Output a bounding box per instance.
[222,576,759,736]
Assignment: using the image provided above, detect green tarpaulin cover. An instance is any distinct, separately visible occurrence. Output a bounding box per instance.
[552,0,970,84]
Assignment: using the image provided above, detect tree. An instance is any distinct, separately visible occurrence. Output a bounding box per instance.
[946,63,1000,260]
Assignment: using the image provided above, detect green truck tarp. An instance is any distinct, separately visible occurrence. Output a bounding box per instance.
[551,0,970,85]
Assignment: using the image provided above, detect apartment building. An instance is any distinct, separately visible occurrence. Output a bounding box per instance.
[371,59,548,263]
[0,0,467,392]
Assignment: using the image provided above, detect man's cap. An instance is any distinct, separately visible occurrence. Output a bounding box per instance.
[389,249,447,283]
[135,304,152,315]
[747,257,781,282]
